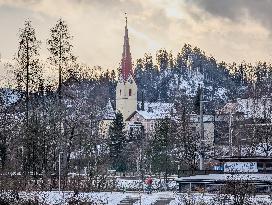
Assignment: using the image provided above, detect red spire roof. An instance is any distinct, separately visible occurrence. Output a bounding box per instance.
[121,15,133,81]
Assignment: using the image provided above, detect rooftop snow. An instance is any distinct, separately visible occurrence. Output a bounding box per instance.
[136,102,175,120]
[177,173,272,182]
[218,97,272,119]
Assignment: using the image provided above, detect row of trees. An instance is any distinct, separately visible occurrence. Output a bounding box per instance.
[14,19,75,178]
[0,19,127,192]
[134,44,272,104]
[0,19,112,187]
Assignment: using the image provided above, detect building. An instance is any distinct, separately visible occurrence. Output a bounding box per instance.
[126,102,174,133]
[218,97,272,120]
[99,17,215,144]
[190,114,215,145]
[213,97,272,148]
[99,17,137,136]
[176,156,272,193]
[115,16,137,121]
[126,108,214,143]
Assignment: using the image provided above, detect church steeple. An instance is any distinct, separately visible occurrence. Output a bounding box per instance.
[116,14,138,121]
[121,14,133,81]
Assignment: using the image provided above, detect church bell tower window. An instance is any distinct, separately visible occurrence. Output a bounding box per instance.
[129,89,132,96]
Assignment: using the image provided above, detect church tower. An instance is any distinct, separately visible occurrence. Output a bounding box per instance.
[116,16,137,121]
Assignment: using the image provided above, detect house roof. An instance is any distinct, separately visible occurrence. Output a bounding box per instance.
[218,98,272,119]
[215,156,272,162]
[176,173,272,182]
[126,102,174,121]
[218,102,241,114]
[189,114,214,123]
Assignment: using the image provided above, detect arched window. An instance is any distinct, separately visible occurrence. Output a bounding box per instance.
[129,89,132,96]
[120,89,122,96]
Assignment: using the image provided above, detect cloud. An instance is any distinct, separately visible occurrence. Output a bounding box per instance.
[0,0,173,67]
[189,0,272,31]
[0,0,272,73]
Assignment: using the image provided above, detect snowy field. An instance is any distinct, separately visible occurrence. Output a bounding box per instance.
[16,191,177,204]
[10,191,272,204]
[3,178,272,204]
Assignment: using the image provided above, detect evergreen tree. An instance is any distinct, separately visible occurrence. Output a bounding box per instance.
[134,58,144,85]
[176,44,192,71]
[156,49,169,71]
[47,19,76,178]
[108,111,127,172]
[151,118,174,183]
[15,20,42,118]
[14,20,42,176]
[194,86,202,114]
[174,106,198,170]
[168,51,175,70]
[47,18,76,101]
[142,53,159,102]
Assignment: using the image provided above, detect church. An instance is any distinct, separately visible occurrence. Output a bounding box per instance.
[99,17,175,135]
[100,17,214,144]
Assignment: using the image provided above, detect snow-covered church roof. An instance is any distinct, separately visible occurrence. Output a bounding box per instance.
[127,102,175,120]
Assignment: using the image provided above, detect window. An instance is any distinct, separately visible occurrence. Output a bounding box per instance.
[257,162,264,170]
[129,89,132,96]
[266,163,272,169]
[120,89,122,96]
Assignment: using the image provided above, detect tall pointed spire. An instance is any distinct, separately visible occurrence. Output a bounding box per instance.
[121,13,133,81]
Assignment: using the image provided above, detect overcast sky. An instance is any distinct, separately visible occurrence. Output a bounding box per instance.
[0,0,272,70]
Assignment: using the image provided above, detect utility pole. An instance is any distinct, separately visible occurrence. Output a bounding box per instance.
[199,88,205,170]
[58,152,63,194]
[228,113,233,156]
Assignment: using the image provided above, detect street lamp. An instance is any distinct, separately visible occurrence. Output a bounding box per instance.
[59,152,63,194]
[174,160,181,177]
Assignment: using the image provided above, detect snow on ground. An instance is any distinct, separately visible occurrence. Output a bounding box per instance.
[17,191,272,205]
[18,191,176,205]
[6,176,272,204]
[134,192,175,205]
[19,191,129,205]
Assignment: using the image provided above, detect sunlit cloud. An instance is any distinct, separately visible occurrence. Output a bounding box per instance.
[0,0,272,74]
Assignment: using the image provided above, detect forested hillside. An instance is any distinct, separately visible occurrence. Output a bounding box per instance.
[2,43,272,114]
[133,44,272,112]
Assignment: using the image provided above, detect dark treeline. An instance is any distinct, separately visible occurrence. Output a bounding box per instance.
[134,44,272,111]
